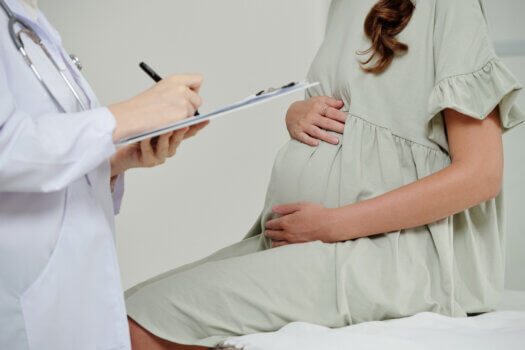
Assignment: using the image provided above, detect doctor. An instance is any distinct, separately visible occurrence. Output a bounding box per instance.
[0,0,207,349]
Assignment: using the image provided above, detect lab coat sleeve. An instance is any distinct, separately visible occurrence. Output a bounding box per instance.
[0,64,117,193]
[112,174,125,214]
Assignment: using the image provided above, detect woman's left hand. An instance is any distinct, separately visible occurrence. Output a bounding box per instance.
[110,121,209,177]
[265,202,341,248]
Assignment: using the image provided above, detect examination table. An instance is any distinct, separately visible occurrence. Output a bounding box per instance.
[216,290,525,350]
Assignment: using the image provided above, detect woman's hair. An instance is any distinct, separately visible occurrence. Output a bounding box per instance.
[359,0,415,74]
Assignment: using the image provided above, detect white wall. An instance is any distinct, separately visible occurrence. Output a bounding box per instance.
[40,0,524,291]
[483,0,525,291]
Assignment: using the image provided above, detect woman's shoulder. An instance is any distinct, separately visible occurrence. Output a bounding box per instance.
[432,0,487,21]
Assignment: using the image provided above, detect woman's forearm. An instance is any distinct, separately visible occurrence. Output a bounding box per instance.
[332,108,505,242]
[332,161,501,241]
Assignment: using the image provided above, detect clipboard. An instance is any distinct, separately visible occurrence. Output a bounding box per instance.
[116,81,320,146]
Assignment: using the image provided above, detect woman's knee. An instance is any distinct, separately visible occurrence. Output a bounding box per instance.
[128,316,209,350]
[128,316,166,350]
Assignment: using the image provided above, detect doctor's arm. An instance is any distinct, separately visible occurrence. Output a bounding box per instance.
[0,67,117,193]
[265,108,503,246]
[0,59,202,193]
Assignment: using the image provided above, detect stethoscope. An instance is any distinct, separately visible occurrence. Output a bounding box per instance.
[0,0,87,112]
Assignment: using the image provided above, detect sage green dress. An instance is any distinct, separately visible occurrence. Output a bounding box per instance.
[125,0,524,346]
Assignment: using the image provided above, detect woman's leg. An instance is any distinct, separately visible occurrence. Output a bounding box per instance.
[126,239,346,347]
[129,317,208,350]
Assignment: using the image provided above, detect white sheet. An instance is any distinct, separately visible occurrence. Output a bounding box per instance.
[221,290,525,350]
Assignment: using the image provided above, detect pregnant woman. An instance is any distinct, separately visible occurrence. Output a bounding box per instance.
[125,0,524,349]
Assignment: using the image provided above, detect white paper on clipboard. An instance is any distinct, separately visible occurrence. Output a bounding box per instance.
[115,81,320,146]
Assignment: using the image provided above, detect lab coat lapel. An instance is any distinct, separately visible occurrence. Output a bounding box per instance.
[5,0,59,48]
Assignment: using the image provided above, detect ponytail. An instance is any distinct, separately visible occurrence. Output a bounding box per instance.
[359,0,415,74]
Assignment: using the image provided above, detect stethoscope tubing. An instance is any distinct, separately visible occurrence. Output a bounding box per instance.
[0,0,88,112]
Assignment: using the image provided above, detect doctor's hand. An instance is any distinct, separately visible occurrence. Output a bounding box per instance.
[109,74,203,143]
[265,202,342,248]
[286,96,347,146]
[110,121,209,177]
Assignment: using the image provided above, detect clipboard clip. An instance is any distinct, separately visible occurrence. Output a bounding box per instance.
[255,82,298,97]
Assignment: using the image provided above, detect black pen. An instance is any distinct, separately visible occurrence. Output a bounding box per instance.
[139,62,200,116]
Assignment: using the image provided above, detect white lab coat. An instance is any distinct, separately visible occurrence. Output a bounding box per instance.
[0,1,130,349]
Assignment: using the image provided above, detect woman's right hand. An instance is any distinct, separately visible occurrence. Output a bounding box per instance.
[285,96,347,146]
[109,74,203,142]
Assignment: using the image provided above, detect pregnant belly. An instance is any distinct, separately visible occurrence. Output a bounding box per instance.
[261,137,343,221]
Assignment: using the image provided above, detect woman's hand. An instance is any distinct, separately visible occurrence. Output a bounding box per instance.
[265,202,344,248]
[110,121,209,177]
[286,96,347,146]
[109,74,203,143]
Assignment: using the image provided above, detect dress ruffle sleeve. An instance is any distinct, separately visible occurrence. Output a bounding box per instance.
[428,58,524,132]
[427,0,524,150]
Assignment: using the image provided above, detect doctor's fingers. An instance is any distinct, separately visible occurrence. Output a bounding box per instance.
[186,89,202,111]
[139,139,155,166]
[154,132,173,161]
[168,128,189,156]
[167,74,204,92]
[139,134,168,167]
[184,120,210,140]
